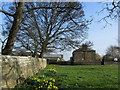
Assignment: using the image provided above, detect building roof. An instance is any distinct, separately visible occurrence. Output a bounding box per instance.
[73,44,95,53]
[74,49,95,52]
[43,54,62,57]
[43,54,64,61]
[44,57,60,60]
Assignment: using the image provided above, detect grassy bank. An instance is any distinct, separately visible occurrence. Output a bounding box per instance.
[15,65,119,89]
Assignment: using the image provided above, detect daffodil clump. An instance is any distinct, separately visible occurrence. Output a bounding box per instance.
[44,68,57,76]
[48,68,57,73]
[25,66,58,89]
[15,65,59,89]
[39,75,45,79]
[27,76,58,90]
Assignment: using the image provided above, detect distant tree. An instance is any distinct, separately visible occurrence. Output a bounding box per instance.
[79,41,93,50]
[106,45,120,58]
[15,2,89,58]
[84,41,93,48]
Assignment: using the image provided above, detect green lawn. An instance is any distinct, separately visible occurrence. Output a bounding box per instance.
[15,65,119,89]
[44,65,119,88]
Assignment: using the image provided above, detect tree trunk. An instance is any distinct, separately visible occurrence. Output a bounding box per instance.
[39,46,46,58]
[39,51,44,58]
[2,2,25,55]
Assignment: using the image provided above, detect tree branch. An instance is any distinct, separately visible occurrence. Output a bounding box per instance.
[23,7,80,13]
[0,9,14,16]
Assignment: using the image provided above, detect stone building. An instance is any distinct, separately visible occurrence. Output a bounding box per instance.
[43,54,64,64]
[71,44,100,65]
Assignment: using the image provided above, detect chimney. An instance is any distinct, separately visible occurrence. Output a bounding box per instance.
[82,44,87,50]
[61,54,63,58]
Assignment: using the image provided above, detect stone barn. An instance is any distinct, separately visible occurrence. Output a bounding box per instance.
[71,44,100,65]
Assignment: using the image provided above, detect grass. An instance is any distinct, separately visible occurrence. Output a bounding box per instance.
[43,65,119,88]
[15,65,119,89]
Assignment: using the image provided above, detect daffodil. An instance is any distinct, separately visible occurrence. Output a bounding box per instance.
[53,86,58,90]
[50,78,53,80]
[47,86,50,89]
[33,78,38,80]
[37,79,40,82]
[52,79,55,82]
[49,82,52,85]
[40,75,45,77]
[45,80,48,83]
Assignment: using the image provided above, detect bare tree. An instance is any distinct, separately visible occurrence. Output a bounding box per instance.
[15,2,89,57]
[105,1,119,19]
[0,2,25,55]
[98,1,120,26]
[106,45,120,58]
[0,1,82,55]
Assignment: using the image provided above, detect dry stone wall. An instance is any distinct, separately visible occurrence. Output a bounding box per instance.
[0,55,47,88]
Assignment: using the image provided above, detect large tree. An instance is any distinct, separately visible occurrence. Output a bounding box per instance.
[15,2,89,57]
[0,1,81,55]
[0,2,25,55]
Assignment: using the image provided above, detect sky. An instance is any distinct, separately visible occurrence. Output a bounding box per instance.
[0,2,118,60]
[83,2,118,54]
[63,2,118,60]
[0,3,3,54]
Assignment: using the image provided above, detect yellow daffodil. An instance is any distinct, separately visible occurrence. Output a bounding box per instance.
[33,78,38,80]
[50,78,53,80]
[52,79,55,82]
[53,86,58,90]
[49,82,52,85]
[46,81,48,83]
[40,75,45,77]
[47,86,50,89]
[37,79,40,82]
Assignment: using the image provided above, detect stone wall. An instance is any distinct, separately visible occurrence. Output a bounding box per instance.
[0,55,47,88]
[104,61,119,65]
